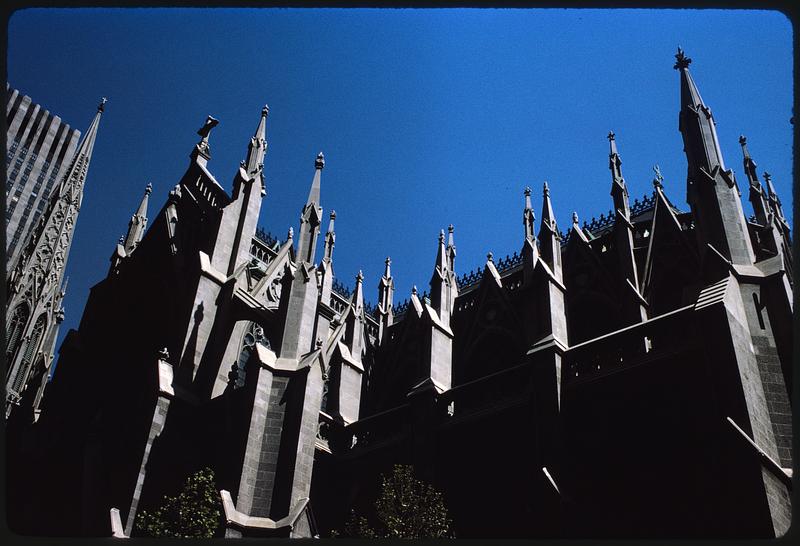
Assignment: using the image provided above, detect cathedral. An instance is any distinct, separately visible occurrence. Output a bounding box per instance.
[6,49,793,538]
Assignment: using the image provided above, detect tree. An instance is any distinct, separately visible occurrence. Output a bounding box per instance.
[335,464,453,538]
[134,467,222,538]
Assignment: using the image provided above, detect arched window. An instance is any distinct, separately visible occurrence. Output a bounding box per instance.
[11,313,46,395]
[232,322,269,390]
[5,303,30,366]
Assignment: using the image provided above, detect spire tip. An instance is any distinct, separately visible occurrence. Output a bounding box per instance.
[674,47,691,70]
[145,182,153,195]
[98,97,107,112]
[315,152,325,170]
[262,104,269,117]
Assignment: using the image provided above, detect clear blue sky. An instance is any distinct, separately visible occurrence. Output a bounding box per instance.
[7,8,793,354]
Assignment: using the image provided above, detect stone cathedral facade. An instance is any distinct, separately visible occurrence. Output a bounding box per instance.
[6,50,793,538]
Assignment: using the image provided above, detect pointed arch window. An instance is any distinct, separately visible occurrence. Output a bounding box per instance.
[11,313,46,395]
[232,322,269,390]
[5,303,30,366]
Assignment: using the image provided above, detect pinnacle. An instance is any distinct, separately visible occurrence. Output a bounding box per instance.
[674,46,691,69]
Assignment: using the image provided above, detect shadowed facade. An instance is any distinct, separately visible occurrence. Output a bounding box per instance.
[7,50,792,538]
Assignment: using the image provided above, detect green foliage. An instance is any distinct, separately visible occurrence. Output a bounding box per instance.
[134,467,222,538]
[334,464,453,538]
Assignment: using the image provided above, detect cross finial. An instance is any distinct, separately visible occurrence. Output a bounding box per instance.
[315,152,325,170]
[652,164,664,189]
[98,97,107,112]
[197,115,219,140]
[674,47,691,69]
[607,130,615,141]
[763,171,772,184]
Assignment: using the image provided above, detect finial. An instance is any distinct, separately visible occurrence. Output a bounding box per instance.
[763,171,772,184]
[448,223,454,234]
[197,115,219,140]
[315,338,323,349]
[330,210,336,220]
[357,270,364,282]
[262,104,270,117]
[287,226,294,239]
[385,256,391,266]
[524,186,531,197]
[674,46,691,70]
[98,97,107,112]
[439,229,445,243]
[158,347,170,361]
[543,181,550,196]
[652,164,664,189]
[118,235,124,244]
[739,135,747,146]
[145,182,153,195]
[572,211,579,225]
[487,251,493,262]
[412,285,418,295]
[607,130,615,141]
[315,152,325,170]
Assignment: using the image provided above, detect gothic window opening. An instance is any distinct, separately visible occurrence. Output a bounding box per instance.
[5,303,30,367]
[233,322,269,389]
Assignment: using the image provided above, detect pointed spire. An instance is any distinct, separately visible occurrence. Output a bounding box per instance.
[539,181,562,281]
[297,152,324,264]
[738,135,769,226]
[244,104,268,177]
[608,131,631,218]
[321,209,336,263]
[764,172,787,222]
[675,47,725,173]
[676,49,754,266]
[447,224,456,272]
[523,186,536,241]
[123,182,152,253]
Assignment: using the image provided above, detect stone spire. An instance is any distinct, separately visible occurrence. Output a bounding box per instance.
[430,229,452,324]
[607,132,644,322]
[123,183,152,254]
[738,136,770,227]
[5,98,106,416]
[608,131,631,219]
[764,172,788,227]
[675,48,755,266]
[297,152,324,264]
[539,181,562,282]
[523,186,536,242]
[323,210,336,262]
[377,256,395,343]
[447,224,457,274]
[243,105,268,195]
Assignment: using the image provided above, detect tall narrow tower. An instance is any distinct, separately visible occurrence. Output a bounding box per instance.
[675,48,755,266]
[5,98,106,418]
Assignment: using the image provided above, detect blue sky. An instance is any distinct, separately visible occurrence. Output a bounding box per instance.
[7,8,793,355]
